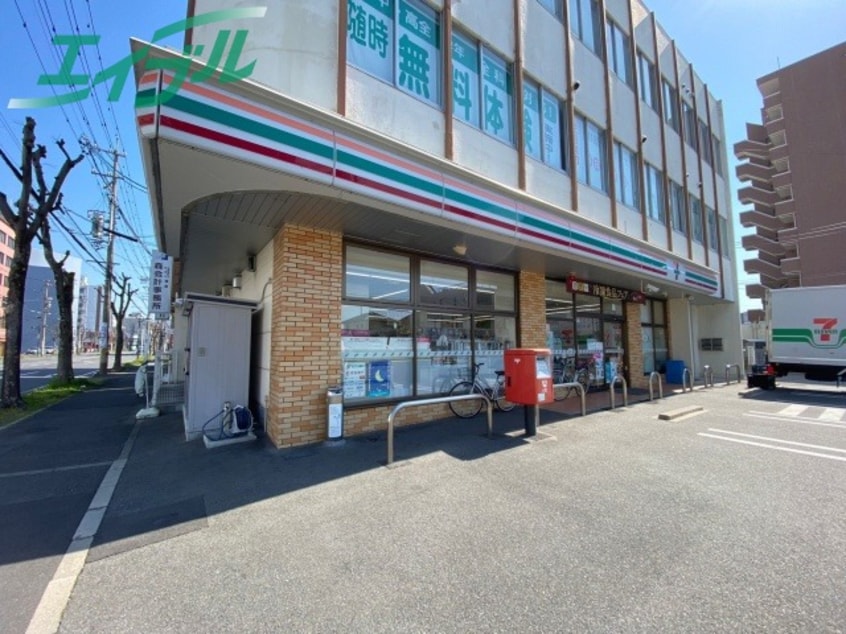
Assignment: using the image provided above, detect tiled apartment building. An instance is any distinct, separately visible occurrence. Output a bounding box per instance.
[735,41,846,309]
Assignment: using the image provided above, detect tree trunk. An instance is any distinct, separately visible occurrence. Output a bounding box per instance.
[1,242,31,407]
[112,316,124,371]
[54,270,75,383]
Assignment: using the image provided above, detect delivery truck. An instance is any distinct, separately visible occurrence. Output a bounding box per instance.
[747,285,846,389]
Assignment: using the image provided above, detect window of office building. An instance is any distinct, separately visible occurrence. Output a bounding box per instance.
[343,244,516,404]
[712,135,723,176]
[662,79,680,133]
[690,194,703,243]
[606,19,633,87]
[719,216,730,258]
[644,162,664,223]
[569,0,602,56]
[640,299,667,375]
[670,179,687,235]
[536,0,562,18]
[613,141,639,210]
[706,205,718,250]
[682,100,697,150]
[452,31,514,144]
[347,0,442,107]
[575,113,608,193]
[523,79,567,170]
[699,120,713,166]
[638,52,658,111]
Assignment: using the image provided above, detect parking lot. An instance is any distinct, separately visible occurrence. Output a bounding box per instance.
[38,379,844,633]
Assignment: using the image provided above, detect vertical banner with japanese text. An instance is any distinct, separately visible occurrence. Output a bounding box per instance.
[149,251,173,320]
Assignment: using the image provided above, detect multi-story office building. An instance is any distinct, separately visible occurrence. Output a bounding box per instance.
[735,41,846,303]
[77,278,104,352]
[133,0,741,448]
[22,250,83,354]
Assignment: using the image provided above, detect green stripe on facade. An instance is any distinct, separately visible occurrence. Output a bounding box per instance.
[169,94,334,161]
[338,149,443,199]
[445,187,518,223]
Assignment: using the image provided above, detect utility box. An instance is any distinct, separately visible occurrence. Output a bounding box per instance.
[504,348,554,405]
[181,293,258,441]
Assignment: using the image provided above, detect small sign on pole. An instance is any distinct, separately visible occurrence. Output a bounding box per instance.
[149,251,173,320]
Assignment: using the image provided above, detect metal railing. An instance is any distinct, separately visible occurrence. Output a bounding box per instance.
[702,365,715,388]
[552,382,586,416]
[682,368,693,392]
[609,375,628,409]
[725,363,742,385]
[648,371,663,401]
[386,394,492,466]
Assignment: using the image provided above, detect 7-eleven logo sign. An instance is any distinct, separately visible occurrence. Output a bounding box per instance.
[812,317,838,343]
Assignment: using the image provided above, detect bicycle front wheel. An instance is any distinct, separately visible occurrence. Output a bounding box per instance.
[448,381,484,418]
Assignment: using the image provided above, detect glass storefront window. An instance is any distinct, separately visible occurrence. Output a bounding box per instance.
[473,315,516,378]
[420,260,469,307]
[345,245,410,302]
[641,298,667,375]
[341,305,414,403]
[476,270,515,311]
[416,311,472,396]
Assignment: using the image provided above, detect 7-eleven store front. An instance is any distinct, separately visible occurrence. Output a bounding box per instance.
[134,60,723,449]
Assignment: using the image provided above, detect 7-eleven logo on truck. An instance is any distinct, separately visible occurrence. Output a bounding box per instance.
[812,317,838,344]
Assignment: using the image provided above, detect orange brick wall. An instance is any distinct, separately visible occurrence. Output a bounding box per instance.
[266,225,343,447]
[518,270,546,348]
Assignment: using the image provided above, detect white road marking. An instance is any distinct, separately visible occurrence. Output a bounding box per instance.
[25,419,141,634]
[819,407,846,423]
[699,431,846,462]
[778,404,808,417]
[745,411,846,430]
[706,428,846,454]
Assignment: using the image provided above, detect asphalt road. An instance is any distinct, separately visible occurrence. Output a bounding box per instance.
[18,353,122,392]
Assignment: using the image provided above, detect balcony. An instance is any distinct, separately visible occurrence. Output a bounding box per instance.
[740,209,782,232]
[770,142,790,163]
[774,198,796,223]
[736,161,773,184]
[744,258,784,281]
[738,185,778,207]
[734,138,769,160]
[771,170,792,190]
[781,257,802,276]
[778,226,799,244]
[742,233,785,256]
[745,283,768,301]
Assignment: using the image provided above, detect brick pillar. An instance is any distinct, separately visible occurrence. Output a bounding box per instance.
[626,302,647,389]
[519,270,546,348]
[266,225,342,447]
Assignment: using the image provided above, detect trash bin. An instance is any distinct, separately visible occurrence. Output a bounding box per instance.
[327,386,344,442]
[665,359,686,384]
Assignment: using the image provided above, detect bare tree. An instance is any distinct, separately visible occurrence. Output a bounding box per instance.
[111,274,137,371]
[0,117,83,407]
[38,214,75,383]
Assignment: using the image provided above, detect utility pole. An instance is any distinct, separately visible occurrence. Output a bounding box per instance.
[39,280,52,355]
[96,148,121,375]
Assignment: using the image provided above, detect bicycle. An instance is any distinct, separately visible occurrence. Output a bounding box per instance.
[448,362,515,418]
[552,356,592,401]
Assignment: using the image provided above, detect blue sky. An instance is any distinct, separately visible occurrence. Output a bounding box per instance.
[1,1,845,312]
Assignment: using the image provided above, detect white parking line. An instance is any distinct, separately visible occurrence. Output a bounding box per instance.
[0,462,112,479]
[820,408,846,422]
[745,411,846,429]
[699,429,846,462]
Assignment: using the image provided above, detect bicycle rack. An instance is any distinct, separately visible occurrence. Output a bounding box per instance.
[552,382,586,416]
[609,375,628,410]
[681,368,693,392]
[702,365,715,388]
[386,394,492,466]
[725,363,742,385]
[648,371,663,401]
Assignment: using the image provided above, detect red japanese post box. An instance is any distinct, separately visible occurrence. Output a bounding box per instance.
[504,348,554,405]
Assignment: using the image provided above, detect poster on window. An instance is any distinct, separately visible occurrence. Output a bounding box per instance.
[451,32,479,127]
[481,50,512,143]
[397,0,440,105]
[523,84,540,159]
[542,91,562,168]
[344,362,367,398]
[368,360,392,397]
[347,0,394,82]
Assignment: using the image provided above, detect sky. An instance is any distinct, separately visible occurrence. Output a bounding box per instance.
[1,0,845,314]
